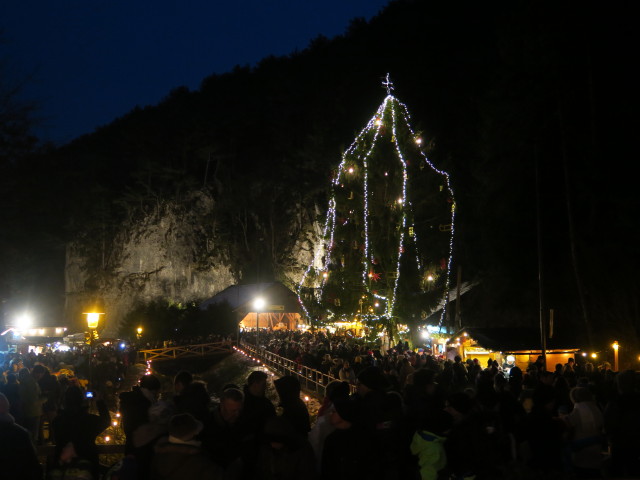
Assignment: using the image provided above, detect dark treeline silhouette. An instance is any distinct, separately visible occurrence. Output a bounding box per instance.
[1,1,637,348]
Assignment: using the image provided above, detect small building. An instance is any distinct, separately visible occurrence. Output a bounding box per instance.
[446,327,580,371]
[1,326,69,353]
[200,282,305,331]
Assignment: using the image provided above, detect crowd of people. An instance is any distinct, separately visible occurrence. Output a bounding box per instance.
[1,330,639,479]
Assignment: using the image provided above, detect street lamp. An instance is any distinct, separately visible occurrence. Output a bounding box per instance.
[253,297,265,350]
[84,312,104,335]
[612,341,619,371]
[83,312,104,389]
[136,326,143,340]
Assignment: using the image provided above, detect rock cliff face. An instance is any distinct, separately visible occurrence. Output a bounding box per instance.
[64,191,320,336]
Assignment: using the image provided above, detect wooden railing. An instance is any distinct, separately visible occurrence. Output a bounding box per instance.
[239,341,356,398]
[138,340,234,362]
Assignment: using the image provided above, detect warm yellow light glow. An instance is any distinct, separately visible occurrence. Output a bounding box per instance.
[397,197,403,204]
[591,353,597,359]
[427,274,434,282]
[253,297,266,310]
[375,118,382,126]
[137,327,143,334]
[15,313,33,331]
[84,312,103,330]
[415,137,423,145]
[104,436,110,442]
[322,272,328,278]
[612,341,619,351]
[348,167,354,173]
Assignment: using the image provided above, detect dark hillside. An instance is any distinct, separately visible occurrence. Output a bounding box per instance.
[2,0,637,348]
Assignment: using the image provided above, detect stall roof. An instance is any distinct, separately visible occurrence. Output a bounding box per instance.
[199,282,302,315]
[449,327,579,352]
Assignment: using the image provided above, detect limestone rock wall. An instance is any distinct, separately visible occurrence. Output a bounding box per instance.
[64,192,236,336]
[64,191,320,337]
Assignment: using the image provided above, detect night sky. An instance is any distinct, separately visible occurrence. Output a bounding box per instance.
[1,0,390,145]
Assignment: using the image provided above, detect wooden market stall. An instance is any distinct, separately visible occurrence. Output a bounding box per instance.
[200,282,305,331]
[446,327,580,370]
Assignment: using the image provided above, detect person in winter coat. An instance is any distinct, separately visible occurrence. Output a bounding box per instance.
[202,387,249,470]
[119,374,162,453]
[0,393,42,480]
[308,380,350,471]
[234,416,317,480]
[151,413,223,480]
[17,367,43,442]
[119,374,162,479]
[563,387,605,477]
[273,375,310,437]
[604,370,640,477]
[239,370,276,437]
[410,409,453,480]
[50,385,110,478]
[0,372,22,422]
[338,361,356,384]
[321,397,376,479]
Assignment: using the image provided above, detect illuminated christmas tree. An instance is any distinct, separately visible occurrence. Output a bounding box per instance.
[298,76,455,339]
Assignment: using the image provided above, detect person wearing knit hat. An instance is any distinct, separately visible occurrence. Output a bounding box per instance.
[445,392,474,420]
[168,413,203,442]
[331,398,359,425]
[273,375,311,437]
[356,366,389,394]
[151,413,222,480]
[353,366,389,432]
[322,397,376,478]
[308,380,351,471]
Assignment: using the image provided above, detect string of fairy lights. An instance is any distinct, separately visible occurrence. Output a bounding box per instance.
[297,75,456,333]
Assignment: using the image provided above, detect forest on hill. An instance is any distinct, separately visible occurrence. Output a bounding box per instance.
[1,0,637,348]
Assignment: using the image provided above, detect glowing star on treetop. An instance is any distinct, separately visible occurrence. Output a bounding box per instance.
[297,75,456,337]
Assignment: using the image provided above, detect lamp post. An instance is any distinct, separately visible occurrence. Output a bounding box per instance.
[612,341,619,371]
[253,297,265,351]
[84,312,104,389]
